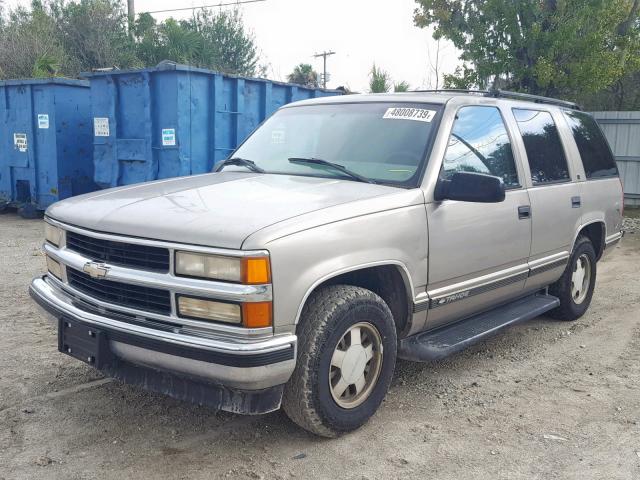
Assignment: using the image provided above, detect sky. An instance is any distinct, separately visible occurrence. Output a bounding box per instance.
[6,0,461,92]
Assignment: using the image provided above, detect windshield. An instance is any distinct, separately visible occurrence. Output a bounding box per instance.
[228,102,441,187]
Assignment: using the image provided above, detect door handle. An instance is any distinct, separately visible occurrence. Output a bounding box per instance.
[571,196,581,208]
[518,205,531,219]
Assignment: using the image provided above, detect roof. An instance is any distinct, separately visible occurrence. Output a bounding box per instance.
[285,89,581,110]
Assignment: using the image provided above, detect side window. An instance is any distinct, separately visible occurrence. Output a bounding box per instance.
[563,111,619,179]
[442,106,519,188]
[512,108,570,184]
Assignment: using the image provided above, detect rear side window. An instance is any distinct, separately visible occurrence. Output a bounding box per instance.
[513,108,570,184]
[441,106,519,188]
[563,111,618,179]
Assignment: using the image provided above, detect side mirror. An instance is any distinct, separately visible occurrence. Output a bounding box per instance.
[434,171,506,203]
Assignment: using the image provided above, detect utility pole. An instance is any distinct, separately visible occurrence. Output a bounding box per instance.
[127,0,135,33]
[313,51,336,89]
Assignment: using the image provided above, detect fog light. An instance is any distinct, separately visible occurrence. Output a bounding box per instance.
[46,255,63,280]
[177,296,241,324]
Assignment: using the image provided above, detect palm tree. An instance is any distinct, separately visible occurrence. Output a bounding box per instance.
[287,63,320,88]
[369,64,391,93]
[394,81,410,92]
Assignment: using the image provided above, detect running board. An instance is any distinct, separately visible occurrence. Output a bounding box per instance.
[398,294,560,362]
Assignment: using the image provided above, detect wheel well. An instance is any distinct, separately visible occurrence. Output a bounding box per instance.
[578,222,605,260]
[318,265,411,334]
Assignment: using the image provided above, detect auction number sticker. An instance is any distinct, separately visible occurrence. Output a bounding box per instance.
[383,107,436,123]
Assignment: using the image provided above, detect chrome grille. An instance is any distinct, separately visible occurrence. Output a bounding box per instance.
[66,231,170,272]
[67,267,171,315]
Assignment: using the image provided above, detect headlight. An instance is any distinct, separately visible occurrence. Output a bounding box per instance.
[175,252,270,284]
[44,222,63,247]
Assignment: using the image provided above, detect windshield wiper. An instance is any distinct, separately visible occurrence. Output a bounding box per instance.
[214,157,265,174]
[288,157,375,184]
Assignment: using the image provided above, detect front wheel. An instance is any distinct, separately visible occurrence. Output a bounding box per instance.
[282,285,397,437]
[549,236,597,321]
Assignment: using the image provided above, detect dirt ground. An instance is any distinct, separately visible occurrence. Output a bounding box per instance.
[0,213,639,480]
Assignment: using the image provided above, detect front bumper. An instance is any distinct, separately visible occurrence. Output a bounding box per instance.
[29,275,297,413]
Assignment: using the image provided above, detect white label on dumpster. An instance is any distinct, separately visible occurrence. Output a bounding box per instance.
[14,133,27,152]
[37,114,49,129]
[162,128,176,146]
[94,117,110,137]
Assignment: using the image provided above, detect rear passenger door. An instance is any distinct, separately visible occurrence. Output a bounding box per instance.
[426,105,532,329]
[510,108,582,289]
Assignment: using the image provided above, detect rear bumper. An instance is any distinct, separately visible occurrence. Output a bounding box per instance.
[29,275,297,413]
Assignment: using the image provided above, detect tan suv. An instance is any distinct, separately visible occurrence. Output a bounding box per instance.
[31,90,624,437]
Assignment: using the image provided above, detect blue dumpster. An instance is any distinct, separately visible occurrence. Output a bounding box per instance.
[84,63,341,188]
[0,78,96,215]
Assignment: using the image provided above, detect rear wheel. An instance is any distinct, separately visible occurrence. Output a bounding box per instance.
[549,236,597,321]
[282,285,397,437]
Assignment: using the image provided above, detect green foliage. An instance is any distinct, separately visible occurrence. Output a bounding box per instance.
[192,8,259,76]
[414,0,640,105]
[33,53,61,77]
[0,1,67,79]
[0,1,260,79]
[369,64,391,93]
[133,8,259,76]
[393,81,411,92]
[287,63,319,88]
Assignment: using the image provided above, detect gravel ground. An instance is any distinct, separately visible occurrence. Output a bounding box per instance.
[1,213,639,480]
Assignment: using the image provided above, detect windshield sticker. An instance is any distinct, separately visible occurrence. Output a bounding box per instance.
[383,107,436,123]
[271,129,286,144]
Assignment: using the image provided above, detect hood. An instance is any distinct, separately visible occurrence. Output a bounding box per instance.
[47,172,401,249]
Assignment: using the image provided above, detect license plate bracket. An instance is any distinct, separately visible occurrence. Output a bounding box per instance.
[58,318,111,369]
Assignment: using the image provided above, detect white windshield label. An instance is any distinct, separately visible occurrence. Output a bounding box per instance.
[383,107,436,123]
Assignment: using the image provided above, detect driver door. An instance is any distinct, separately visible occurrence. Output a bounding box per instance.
[425,105,532,329]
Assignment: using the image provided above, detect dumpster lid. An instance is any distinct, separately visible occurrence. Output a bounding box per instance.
[0,77,89,88]
[80,61,341,93]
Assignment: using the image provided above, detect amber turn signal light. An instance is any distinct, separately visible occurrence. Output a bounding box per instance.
[241,257,271,284]
[242,302,272,328]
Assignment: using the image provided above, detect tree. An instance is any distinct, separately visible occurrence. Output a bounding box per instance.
[414,0,640,100]
[49,0,138,73]
[393,81,410,92]
[0,1,68,79]
[191,8,259,76]
[287,63,319,88]
[369,64,391,93]
[133,8,259,76]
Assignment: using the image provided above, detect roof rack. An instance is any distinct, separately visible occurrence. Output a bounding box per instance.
[412,88,581,111]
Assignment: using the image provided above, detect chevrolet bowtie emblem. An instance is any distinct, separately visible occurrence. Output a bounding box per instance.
[83,261,110,279]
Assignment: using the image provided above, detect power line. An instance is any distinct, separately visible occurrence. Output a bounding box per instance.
[313,51,336,89]
[144,0,267,15]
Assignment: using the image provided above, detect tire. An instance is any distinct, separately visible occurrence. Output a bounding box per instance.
[548,236,597,321]
[282,285,397,437]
